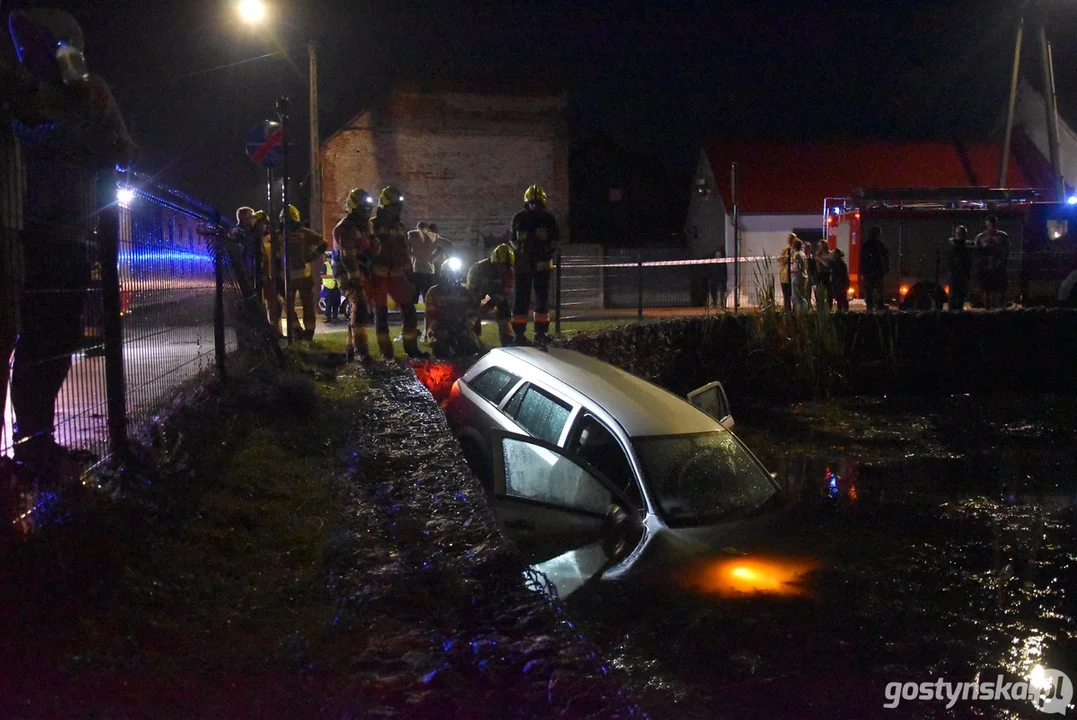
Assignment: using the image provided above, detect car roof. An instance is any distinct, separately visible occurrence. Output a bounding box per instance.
[485,347,721,437]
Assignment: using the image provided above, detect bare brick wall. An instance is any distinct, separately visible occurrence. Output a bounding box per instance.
[320,90,569,262]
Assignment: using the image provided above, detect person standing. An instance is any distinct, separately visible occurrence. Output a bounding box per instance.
[3,6,138,464]
[790,238,809,310]
[407,221,436,304]
[332,188,378,364]
[829,249,850,311]
[320,252,341,323]
[974,215,1009,309]
[707,247,728,309]
[371,186,426,359]
[778,233,795,311]
[946,225,972,312]
[814,241,832,310]
[860,225,889,311]
[510,184,560,347]
[467,243,516,347]
[278,204,327,341]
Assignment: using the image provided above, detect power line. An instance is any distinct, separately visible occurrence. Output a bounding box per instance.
[119,51,285,91]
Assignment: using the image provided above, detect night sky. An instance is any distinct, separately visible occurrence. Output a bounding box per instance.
[39,0,1077,218]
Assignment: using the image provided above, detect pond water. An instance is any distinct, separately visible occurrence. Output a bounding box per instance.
[565,394,1077,719]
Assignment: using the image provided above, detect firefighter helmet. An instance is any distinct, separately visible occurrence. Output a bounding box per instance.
[280,204,301,225]
[346,188,375,212]
[441,257,465,287]
[523,185,547,206]
[491,243,515,265]
[252,209,268,225]
[378,186,404,208]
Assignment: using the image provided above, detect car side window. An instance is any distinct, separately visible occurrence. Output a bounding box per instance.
[507,384,571,445]
[470,366,521,405]
[501,437,614,515]
[567,414,642,507]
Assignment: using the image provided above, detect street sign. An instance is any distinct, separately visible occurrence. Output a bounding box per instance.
[245,120,284,169]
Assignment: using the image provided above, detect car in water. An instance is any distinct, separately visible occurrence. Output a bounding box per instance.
[444,347,782,597]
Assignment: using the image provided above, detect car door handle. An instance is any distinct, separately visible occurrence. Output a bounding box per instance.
[504,518,534,531]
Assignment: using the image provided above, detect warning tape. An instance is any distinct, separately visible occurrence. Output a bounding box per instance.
[558,256,772,270]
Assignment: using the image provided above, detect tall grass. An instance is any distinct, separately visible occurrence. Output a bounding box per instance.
[745,254,845,397]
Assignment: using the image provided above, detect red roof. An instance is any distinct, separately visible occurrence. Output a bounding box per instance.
[704,139,1039,214]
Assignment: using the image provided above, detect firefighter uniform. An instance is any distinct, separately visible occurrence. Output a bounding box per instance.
[370,186,426,359]
[252,210,281,335]
[333,190,377,363]
[425,260,483,359]
[2,7,137,462]
[510,185,559,344]
[467,246,515,347]
[276,205,327,341]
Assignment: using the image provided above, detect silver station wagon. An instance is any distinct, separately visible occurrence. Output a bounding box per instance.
[444,347,781,596]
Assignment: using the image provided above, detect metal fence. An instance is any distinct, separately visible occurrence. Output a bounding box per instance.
[553,248,775,321]
[2,125,252,473]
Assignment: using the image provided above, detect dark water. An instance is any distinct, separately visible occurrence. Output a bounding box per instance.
[567,394,1077,719]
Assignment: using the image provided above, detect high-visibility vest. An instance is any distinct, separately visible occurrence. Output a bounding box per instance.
[322,261,337,290]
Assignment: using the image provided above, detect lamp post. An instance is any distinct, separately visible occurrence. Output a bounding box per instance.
[237,0,321,232]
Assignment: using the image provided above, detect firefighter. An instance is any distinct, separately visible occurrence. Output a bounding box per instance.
[332,188,377,363]
[277,204,327,341]
[2,6,137,464]
[250,209,282,335]
[425,258,483,359]
[466,243,515,347]
[370,186,427,359]
[510,184,560,346]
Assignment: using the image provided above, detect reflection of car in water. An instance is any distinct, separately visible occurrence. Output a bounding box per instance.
[445,347,782,597]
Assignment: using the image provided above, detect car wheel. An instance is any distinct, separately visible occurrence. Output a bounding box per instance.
[460,438,492,492]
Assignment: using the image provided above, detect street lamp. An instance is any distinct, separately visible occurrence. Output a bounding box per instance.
[237,0,268,24]
[234,0,322,235]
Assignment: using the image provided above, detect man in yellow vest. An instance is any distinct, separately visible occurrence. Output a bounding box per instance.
[277,205,327,341]
[321,252,341,323]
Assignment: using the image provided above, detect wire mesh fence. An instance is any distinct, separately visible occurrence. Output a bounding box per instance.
[553,248,776,321]
[2,125,258,474]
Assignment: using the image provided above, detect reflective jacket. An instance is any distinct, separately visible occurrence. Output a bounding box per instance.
[372,211,411,277]
[275,225,327,280]
[467,258,514,300]
[322,260,337,290]
[333,212,377,284]
[511,207,559,272]
[425,282,481,358]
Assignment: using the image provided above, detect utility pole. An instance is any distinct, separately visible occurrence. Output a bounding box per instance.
[308,41,322,236]
[277,94,291,345]
[1039,23,1065,200]
[1000,13,1024,187]
[731,162,740,314]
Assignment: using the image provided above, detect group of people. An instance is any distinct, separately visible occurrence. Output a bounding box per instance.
[946,215,1010,311]
[777,233,852,312]
[232,183,560,364]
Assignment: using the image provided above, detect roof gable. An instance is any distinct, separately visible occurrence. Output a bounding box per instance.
[703,139,1037,214]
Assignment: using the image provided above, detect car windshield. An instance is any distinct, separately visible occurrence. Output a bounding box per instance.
[632,431,777,527]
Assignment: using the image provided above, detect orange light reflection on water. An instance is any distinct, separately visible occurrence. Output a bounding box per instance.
[689,556,817,597]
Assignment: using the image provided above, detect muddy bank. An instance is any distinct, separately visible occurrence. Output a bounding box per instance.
[1,355,642,718]
[556,309,1077,403]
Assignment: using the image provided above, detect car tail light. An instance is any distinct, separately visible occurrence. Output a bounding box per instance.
[899,285,910,296]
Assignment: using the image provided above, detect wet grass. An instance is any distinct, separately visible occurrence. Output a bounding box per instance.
[1,356,371,713]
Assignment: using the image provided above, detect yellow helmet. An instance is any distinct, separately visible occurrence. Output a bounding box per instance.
[523,185,547,206]
[346,188,374,212]
[252,209,268,224]
[378,186,404,208]
[280,204,301,225]
[491,243,515,265]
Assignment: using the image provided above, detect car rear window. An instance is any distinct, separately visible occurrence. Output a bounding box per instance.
[469,366,520,404]
[507,384,571,445]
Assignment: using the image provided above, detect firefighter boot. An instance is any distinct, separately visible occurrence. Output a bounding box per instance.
[377,333,395,360]
[403,336,430,360]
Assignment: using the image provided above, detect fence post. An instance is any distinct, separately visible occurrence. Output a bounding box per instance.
[554,249,562,336]
[99,171,128,461]
[214,234,227,380]
[637,252,644,322]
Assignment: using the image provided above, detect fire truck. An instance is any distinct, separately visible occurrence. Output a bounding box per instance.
[823,187,1077,309]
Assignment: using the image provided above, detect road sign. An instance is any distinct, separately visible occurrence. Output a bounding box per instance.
[245,120,284,169]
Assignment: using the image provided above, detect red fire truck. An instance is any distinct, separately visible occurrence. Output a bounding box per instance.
[823,187,1077,309]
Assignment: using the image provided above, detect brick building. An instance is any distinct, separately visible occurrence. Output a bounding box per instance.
[319,86,569,262]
